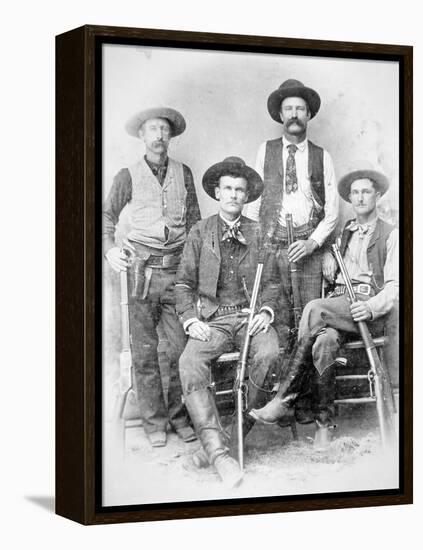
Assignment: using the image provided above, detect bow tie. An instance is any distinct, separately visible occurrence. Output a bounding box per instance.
[221,221,247,245]
[347,221,370,239]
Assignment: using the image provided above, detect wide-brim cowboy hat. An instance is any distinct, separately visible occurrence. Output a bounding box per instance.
[338,162,390,202]
[125,107,186,138]
[202,156,264,203]
[267,79,321,123]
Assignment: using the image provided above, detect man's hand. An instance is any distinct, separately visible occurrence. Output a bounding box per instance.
[249,311,271,336]
[350,301,372,322]
[288,238,318,263]
[188,320,212,342]
[322,251,337,282]
[105,246,130,272]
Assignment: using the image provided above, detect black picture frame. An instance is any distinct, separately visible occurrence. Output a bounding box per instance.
[56,24,413,525]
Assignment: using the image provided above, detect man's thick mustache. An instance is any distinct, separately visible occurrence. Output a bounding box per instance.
[286,119,304,127]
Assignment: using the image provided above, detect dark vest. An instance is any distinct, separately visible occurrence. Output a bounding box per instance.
[339,218,395,292]
[259,138,325,240]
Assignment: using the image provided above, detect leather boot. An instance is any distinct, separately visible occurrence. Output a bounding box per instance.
[185,388,243,488]
[313,364,337,450]
[249,339,312,425]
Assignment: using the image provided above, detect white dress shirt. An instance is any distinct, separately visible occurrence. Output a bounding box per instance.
[243,137,338,247]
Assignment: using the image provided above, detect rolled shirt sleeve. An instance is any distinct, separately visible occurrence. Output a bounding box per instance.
[102,168,132,253]
[309,150,339,247]
[367,228,399,319]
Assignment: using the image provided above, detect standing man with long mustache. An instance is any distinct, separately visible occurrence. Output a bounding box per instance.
[244,79,339,423]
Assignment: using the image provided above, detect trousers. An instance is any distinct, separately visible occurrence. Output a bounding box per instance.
[129,266,189,434]
[299,294,385,375]
[273,245,323,342]
[179,313,280,396]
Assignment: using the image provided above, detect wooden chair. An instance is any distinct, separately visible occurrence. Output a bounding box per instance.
[210,349,298,441]
[333,334,397,446]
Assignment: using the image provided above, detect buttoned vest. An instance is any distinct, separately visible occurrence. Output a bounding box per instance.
[259,138,325,240]
[339,218,395,292]
[127,157,187,249]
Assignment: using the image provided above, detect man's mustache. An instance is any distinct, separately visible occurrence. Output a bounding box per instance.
[286,118,305,127]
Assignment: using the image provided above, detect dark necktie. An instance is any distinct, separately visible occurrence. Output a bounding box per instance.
[221,221,247,245]
[285,144,298,194]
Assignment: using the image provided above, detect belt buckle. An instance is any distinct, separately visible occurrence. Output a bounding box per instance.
[357,283,370,295]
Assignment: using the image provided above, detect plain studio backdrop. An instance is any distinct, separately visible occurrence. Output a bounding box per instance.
[1,1,420,549]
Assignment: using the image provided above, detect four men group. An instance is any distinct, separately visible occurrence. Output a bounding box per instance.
[103,79,399,487]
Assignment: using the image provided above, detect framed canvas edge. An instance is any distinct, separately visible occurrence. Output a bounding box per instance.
[55,24,413,526]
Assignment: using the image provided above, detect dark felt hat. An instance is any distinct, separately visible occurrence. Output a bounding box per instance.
[125,107,186,138]
[267,79,321,123]
[338,162,390,202]
[202,156,263,203]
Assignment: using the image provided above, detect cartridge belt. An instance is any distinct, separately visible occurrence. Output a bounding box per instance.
[271,222,316,247]
[213,304,249,319]
[130,241,184,269]
[332,283,374,297]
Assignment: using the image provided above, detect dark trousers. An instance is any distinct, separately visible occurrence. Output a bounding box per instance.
[179,313,280,396]
[129,267,189,434]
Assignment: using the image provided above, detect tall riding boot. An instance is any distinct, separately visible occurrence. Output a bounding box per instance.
[313,364,337,449]
[185,388,243,488]
[248,339,312,425]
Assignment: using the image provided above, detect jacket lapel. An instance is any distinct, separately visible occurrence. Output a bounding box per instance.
[237,216,256,266]
[205,214,221,261]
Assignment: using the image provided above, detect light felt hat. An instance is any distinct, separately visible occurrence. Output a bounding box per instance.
[125,107,186,138]
[338,161,390,202]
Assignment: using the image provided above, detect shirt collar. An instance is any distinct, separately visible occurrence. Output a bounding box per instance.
[352,216,378,231]
[219,213,241,228]
[144,155,168,171]
[282,136,307,152]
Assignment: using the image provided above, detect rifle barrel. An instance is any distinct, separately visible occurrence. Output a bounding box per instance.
[235,261,264,470]
[331,243,395,448]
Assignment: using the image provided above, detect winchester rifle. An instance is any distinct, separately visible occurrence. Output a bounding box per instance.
[232,256,265,470]
[112,249,134,451]
[332,243,396,448]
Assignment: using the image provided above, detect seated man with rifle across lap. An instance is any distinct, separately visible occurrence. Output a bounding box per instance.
[250,162,398,447]
[175,157,282,488]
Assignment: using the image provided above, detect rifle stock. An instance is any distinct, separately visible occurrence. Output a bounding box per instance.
[332,243,396,448]
[232,261,264,470]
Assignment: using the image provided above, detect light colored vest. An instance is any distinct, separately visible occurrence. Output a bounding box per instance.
[127,157,187,249]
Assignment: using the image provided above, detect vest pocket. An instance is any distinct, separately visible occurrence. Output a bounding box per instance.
[167,199,186,226]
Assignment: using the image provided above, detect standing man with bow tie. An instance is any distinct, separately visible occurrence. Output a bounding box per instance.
[249,165,399,442]
[244,79,339,337]
[175,157,281,487]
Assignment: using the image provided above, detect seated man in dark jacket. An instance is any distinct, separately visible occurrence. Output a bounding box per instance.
[175,157,281,488]
[250,163,398,446]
